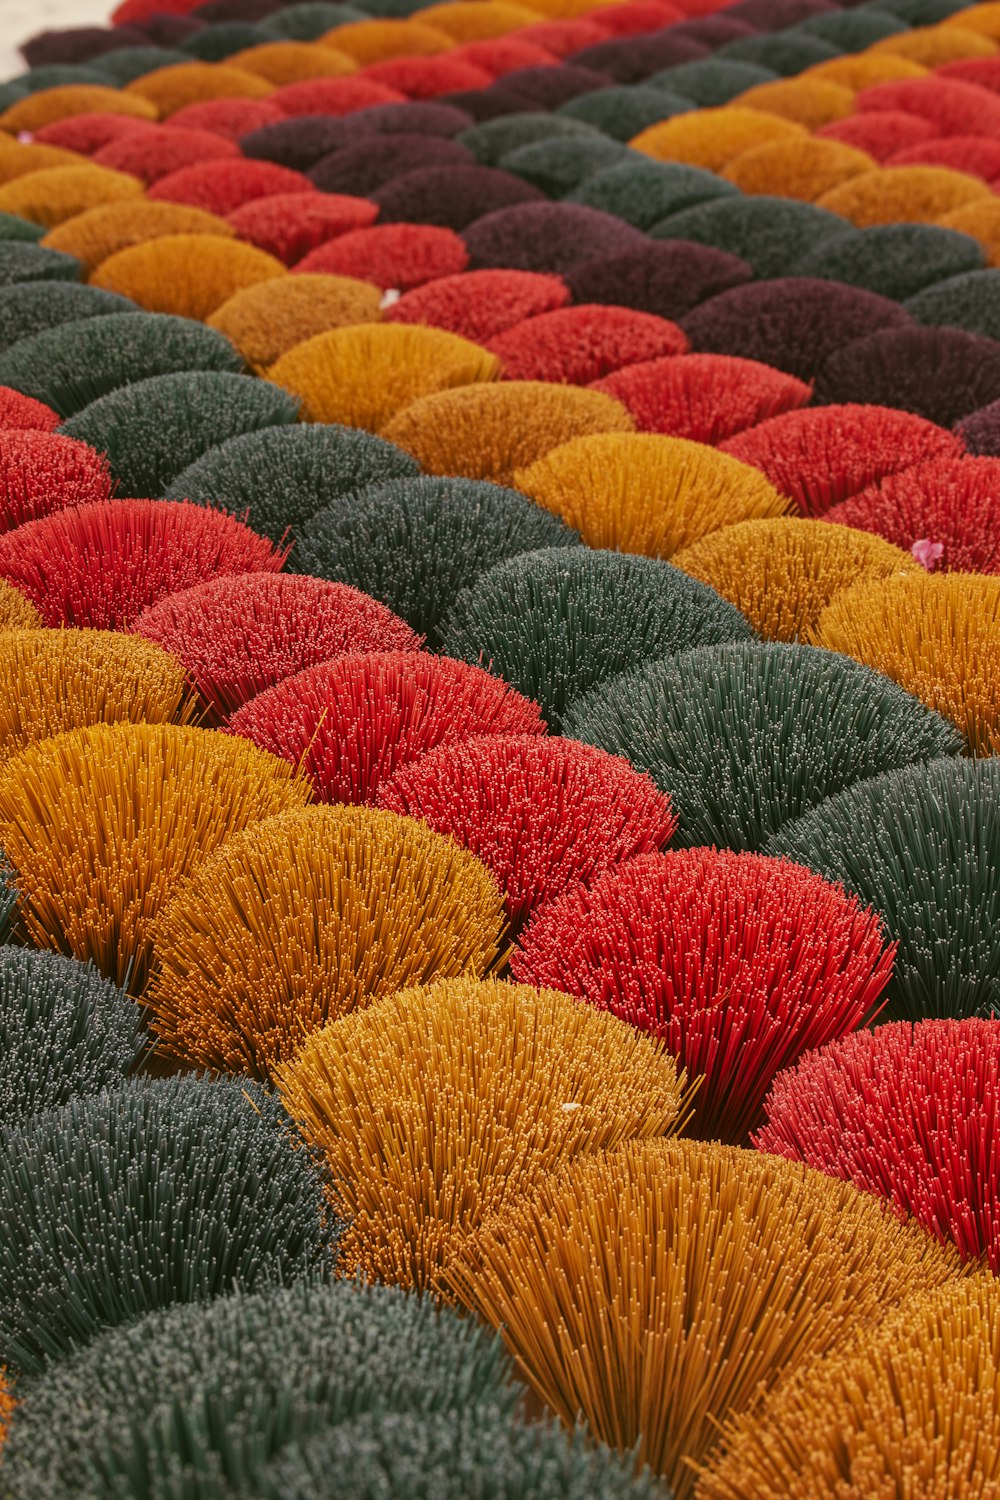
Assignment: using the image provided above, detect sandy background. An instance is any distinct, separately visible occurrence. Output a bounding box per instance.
[2,0,107,81]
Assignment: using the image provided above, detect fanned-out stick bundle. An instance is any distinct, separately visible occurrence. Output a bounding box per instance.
[0,0,999,1491]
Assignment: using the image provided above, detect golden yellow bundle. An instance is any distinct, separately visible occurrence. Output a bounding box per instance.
[325,17,452,61]
[813,570,1000,753]
[939,198,1000,266]
[228,41,357,83]
[806,53,926,88]
[956,2,1000,38]
[0,629,195,765]
[819,166,991,226]
[443,1138,968,1500]
[0,84,156,134]
[674,518,917,642]
[147,805,505,1080]
[381,381,634,483]
[91,234,285,321]
[0,166,143,231]
[514,433,788,558]
[631,108,805,172]
[0,722,307,991]
[0,583,41,632]
[418,2,540,40]
[268,323,500,430]
[277,975,687,1290]
[124,62,273,116]
[871,21,997,63]
[209,274,382,369]
[0,137,83,186]
[722,138,875,203]
[528,0,642,18]
[735,78,854,130]
[699,1276,1000,1499]
[43,201,234,275]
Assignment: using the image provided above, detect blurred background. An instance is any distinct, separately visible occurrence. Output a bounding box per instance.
[1,1,98,78]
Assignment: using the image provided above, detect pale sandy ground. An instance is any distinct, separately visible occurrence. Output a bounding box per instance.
[2,0,110,83]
